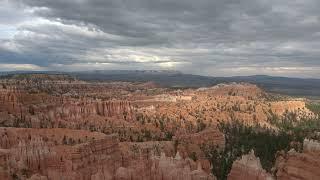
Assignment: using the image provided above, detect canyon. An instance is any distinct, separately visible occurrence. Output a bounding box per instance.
[0,74,319,180]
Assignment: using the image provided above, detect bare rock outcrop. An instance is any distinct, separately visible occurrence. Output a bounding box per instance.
[151,152,216,180]
[0,86,134,129]
[0,127,107,149]
[197,83,266,99]
[0,127,215,180]
[175,127,225,171]
[7,137,56,177]
[54,134,122,180]
[175,128,225,149]
[303,139,320,152]
[27,174,48,180]
[114,152,216,180]
[0,128,121,180]
[228,150,274,180]
[270,101,312,118]
[275,139,320,180]
[0,87,21,113]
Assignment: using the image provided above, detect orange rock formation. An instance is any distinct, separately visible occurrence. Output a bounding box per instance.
[227,150,274,180]
[275,139,320,180]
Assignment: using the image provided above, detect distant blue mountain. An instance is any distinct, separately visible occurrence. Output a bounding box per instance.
[1,70,320,97]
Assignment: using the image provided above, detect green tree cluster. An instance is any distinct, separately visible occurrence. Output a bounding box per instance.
[202,113,320,180]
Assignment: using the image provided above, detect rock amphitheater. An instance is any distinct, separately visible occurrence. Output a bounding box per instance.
[0,76,319,180]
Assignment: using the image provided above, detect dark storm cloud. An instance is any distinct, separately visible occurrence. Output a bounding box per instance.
[1,0,320,77]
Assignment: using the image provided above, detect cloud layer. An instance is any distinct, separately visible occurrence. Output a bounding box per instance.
[1,0,320,77]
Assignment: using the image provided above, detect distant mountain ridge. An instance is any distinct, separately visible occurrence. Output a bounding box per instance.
[1,70,320,97]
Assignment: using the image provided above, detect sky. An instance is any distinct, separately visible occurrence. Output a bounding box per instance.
[0,0,320,78]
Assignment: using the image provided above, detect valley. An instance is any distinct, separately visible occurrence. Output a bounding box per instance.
[0,73,319,180]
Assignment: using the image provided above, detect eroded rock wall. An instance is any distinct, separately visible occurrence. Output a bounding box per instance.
[275,139,320,180]
[227,150,274,180]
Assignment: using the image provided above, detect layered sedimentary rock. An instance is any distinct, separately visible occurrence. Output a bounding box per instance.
[52,134,122,180]
[7,137,56,176]
[0,129,121,180]
[275,139,320,180]
[140,83,311,132]
[174,128,225,160]
[150,152,216,180]
[114,152,216,180]
[0,87,22,123]
[0,85,134,129]
[0,149,10,180]
[120,141,176,158]
[175,127,225,170]
[270,101,312,118]
[1,78,317,180]
[0,127,107,149]
[303,138,320,152]
[175,128,225,149]
[0,127,215,180]
[227,150,274,180]
[197,83,266,99]
[47,99,134,123]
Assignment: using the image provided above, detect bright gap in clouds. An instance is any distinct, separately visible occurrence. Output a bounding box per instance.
[0,63,45,71]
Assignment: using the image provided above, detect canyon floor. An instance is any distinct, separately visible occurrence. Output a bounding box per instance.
[0,73,319,180]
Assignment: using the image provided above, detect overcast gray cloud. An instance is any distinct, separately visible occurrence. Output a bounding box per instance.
[0,0,320,77]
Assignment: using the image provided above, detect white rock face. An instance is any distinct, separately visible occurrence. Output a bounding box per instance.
[236,150,263,171]
[303,139,320,152]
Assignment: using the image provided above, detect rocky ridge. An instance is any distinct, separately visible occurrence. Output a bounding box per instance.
[275,139,320,180]
[227,150,274,180]
[0,127,216,180]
